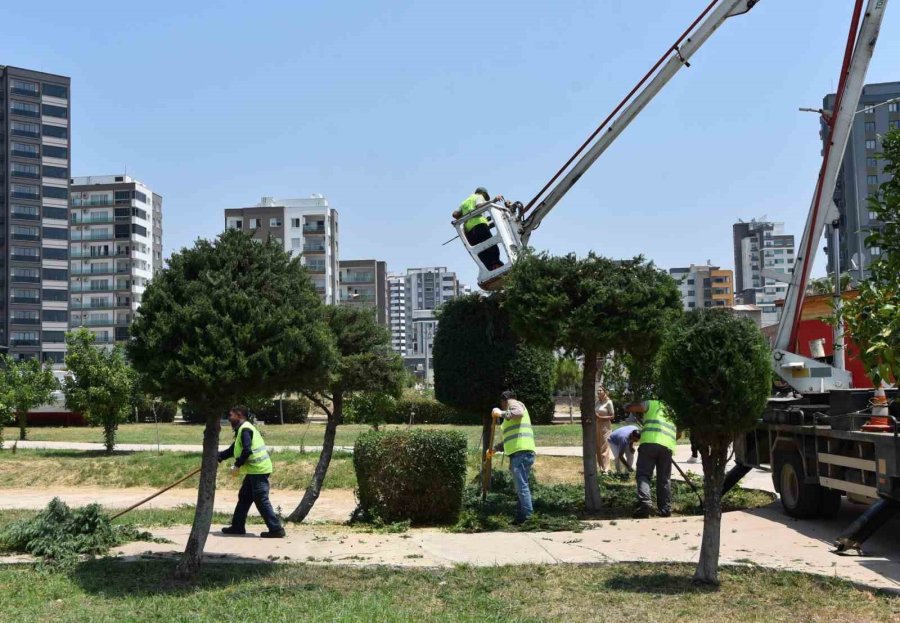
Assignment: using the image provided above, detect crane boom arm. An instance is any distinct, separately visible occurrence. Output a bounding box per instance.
[521,0,760,243]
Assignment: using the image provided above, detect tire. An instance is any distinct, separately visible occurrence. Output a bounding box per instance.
[818,487,842,518]
[774,451,821,518]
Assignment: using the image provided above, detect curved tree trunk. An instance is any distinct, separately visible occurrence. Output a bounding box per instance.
[175,410,221,581]
[103,413,117,454]
[580,351,602,513]
[694,437,729,585]
[17,411,27,441]
[287,394,341,523]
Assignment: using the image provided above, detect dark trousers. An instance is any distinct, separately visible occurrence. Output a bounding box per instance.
[465,223,501,269]
[636,443,673,514]
[690,438,700,458]
[231,474,282,532]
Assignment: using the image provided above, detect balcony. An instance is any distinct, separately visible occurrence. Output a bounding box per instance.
[302,225,326,234]
[11,276,41,284]
[71,284,114,293]
[70,302,116,310]
[11,191,40,200]
[70,251,111,259]
[11,297,40,304]
[306,266,326,274]
[11,108,40,118]
[303,245,326,254]
[11,149,39,159]
[10,317,40,325]
[10,339,40,347]
[342,273,375,284]
[71,267,115,276]
[74,318,114,327]
[11,211,40,221]
[11,171,40,180]
[11,254,40,263]
[11,233,40,242]
[71,232,113,242]
[72,216,114,225]
[71,198,114,207]
[342,294,376,303]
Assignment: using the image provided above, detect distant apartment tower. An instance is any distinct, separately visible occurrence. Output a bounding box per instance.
[225,196,339,304]
[69,176,160,346]
[387,273,407,355]
[0,66,71,365]
[824,81,900,280]
[404,267,459,384]
[338,259,388,325]
[668,264,734,310]
[732,218,795,327]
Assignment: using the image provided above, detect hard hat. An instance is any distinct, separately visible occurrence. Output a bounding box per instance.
[475,187,490,200]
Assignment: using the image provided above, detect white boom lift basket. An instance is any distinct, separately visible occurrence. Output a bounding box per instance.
[452,200,524,291]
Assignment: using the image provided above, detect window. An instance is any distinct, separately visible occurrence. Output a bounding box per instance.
[867,157,878,168]
[134,191,148,204]
[43,186,68,200]
[889,102,899,113]
[250,218,262,229]
[43,145,68,159]
[12,225,40,240]
[42,268,68,281]
[43,247,68,261]
[270,217,282,227]
[11,204,39,219]
[870,246,882,256]
[868,175,879,186]
[114,190,132,205]
[686,279,694,285]
[11,310,39,324]
[42,310,68,323]
[10,101,40,117]
[11,268,40,283]
[42,352,65,364]
[866,139,877,150]
[291,238,302,250]
[11,331,39,346]
[43,331,66,343]
[11,246,40,261]
[687,290,695,296]
[865,121,876,132]
[43,165,67,179]
[10,79,39,96]
[291,218,301,228]
[11,183,39,199]
[41,124,68,139]
[11,288,39,302]
[11,162,40,179]
[869,210,879,221]
[43,207,68,220]
[43,226,68,240]
[11,142,39,158]
[42,83,68,99]
[42,289,68,301]
[41,104,68,119]
[11,121,40,137]
[890,120,900,130]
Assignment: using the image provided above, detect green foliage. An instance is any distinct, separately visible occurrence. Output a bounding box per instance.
[433,293,556,423]
[63,329,136,452]
[127,229,337,412]
[842,128,900,385]
[246,397,310,424]
[354,429,467,524]
[343,392,397,427]
[0,498,153,567]
[0,354,58,443]
[554,356,580,393]
[503,252,682,360]
[658,309,771,437]
[807,273,852,295]
[134,398,178,423]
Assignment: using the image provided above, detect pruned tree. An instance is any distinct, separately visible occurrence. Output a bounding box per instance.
[128,229,336,580]
[504,252,681,512]
[658,309,770,585]
[0,355,58,442]
[62,329,135,453]
[287,305,405,523]
[554,356,581,422]
[842,128,900,387]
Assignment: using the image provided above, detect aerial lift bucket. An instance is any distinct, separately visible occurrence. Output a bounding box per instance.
[452,201,524,291]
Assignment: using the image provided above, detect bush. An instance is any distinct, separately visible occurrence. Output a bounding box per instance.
[250,397,310,425]
[180,401,205,424]
[343,392,397,427]
[135,399,177,423]
[344,396,479,425]
[505,344,556,424]
[354,429,467,524]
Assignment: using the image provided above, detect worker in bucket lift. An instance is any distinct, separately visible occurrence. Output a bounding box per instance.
[453,187,504,271]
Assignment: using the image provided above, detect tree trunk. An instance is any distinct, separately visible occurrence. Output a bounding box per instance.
[103,414,116,454]
[481,412,492,460]
[568,390,574,423]
[694,436,729,585]
[17,411,27,441]
[174,410,221,581]
[580,350,602,513]
[287,394,340,523]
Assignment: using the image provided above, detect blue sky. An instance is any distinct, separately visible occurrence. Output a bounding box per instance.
[4,1,899,287]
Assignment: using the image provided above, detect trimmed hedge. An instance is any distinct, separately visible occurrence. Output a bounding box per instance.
[136,400,177,423]
[344,396,480,426]
[252,398,310,424]
[354,429,467,524]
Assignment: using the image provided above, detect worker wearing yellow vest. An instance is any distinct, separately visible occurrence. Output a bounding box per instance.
[218,405,285,538]
[492,390,536,524]
[626,398,679,519]
[452,187,503,271]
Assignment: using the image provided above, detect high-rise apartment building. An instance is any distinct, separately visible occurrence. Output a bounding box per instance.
[733,218,795,327]
[388,273,407,355]
[403,267,459,384]
[338,259,388,325]
[224,196,339,304]
[0,66,71,365]
[668,264,734,310]
[824,81,900,280]
[69,176,160,346]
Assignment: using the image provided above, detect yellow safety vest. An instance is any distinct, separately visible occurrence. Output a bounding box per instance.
[501,404,536,455]
[458,194,489,232]
[639,400,677,452]
[234,421,273,475]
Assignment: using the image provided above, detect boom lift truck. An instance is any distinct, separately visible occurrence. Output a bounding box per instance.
[453,0,897,551]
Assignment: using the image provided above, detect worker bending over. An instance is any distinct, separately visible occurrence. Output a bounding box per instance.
[218,405,285,538]
[626,398,679,518]
[453,187,503,271]
[608,424,641,473]
[492,390,536,524]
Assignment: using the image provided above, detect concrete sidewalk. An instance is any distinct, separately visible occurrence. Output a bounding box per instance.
[112,502,900,593]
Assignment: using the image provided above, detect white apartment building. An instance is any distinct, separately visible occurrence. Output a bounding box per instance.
[403,267,459,384]
[225,195,339,304]
[733,219,795,327]
[388,273,407,355]
[69,175,160,346]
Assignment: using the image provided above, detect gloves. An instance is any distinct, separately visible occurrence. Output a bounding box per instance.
[230,465,239,478]
[491,408,504,420]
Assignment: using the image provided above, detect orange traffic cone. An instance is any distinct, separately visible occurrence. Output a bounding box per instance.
[861,387,892,432]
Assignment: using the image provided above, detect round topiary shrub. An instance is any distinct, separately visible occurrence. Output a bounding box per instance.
[353,429,467,524]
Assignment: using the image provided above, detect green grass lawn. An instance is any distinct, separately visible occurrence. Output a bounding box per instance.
[20,422,610,448]
[0,561,895,623]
